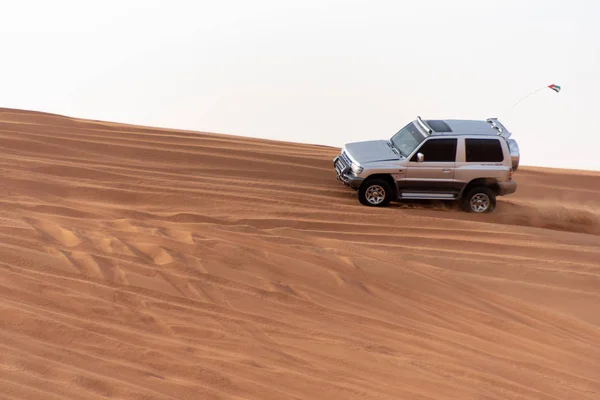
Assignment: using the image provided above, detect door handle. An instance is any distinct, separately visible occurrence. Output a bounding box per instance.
[442,169,451,173]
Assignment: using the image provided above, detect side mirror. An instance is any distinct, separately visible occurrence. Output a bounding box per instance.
[416,153,424,163]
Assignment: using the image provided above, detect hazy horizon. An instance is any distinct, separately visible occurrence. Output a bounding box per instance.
[2,0,599,171]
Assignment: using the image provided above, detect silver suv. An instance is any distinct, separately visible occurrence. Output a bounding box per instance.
[333,116,520,212]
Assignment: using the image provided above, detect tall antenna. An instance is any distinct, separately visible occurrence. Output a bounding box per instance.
[501,84,561,121]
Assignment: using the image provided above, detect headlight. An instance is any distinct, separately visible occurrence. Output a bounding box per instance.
[351,163,363,175]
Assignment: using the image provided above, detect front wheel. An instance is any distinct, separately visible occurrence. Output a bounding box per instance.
[358,179,393,207]
[461,187,496,213]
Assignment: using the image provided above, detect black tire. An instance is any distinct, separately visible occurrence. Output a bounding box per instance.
[358,179,393,207]
[461,186,496,213]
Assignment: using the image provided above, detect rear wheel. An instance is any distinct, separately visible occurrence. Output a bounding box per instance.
[358,179,393,207]
[461,187,496,213]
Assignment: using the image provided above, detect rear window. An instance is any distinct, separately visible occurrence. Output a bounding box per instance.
[465,138,504,162]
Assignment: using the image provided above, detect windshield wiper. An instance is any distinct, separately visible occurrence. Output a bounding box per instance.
[388,140,403,157]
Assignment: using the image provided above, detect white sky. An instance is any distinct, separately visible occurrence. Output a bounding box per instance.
[2,0,599,170]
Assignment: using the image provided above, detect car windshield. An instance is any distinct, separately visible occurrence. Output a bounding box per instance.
[390,122,426,157]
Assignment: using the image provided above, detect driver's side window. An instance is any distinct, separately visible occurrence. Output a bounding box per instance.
[410,138,457,162]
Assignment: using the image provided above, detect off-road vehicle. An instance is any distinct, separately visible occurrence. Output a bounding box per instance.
[333,116,520,212]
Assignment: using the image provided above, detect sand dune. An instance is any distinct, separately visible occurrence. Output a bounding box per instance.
[1,107,599,399]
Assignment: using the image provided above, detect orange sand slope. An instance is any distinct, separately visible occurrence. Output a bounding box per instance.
[1,107,599,400]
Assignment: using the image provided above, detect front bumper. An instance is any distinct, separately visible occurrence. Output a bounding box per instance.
[498,180,517,196]
[333,156,364,190]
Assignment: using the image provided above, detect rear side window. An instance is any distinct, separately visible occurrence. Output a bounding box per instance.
[412,138,457,162]
[465,138,504,162]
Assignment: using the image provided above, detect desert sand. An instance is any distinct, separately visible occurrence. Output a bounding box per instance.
[1,107,599,399]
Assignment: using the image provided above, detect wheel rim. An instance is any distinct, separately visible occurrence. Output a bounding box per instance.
[470,193,490,212]
[365,185,386,205]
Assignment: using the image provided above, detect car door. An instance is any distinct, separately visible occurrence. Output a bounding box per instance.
[402,137,457,196]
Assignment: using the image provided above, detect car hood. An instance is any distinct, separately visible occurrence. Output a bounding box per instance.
[344,140,401,164]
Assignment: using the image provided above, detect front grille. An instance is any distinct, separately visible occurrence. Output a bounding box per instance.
[341,151,352,167]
